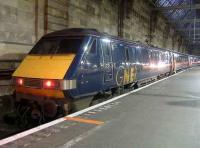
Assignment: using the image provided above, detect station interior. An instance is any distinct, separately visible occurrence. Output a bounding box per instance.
[1,0,200,148]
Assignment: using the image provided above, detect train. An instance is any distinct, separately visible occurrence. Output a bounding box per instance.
[12,28,200,121]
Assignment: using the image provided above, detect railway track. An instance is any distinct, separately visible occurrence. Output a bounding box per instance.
[0,95,38,140]
[0,95,18,139]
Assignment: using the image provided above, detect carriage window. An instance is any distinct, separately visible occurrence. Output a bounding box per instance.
[112,42,123,61]
[161,52,166,62]
[30,37,85,54]
[142,48,149,64]
[125,47,130,61]
[136,48,142,63]
[131,47,136,62]
[151,51,158,63]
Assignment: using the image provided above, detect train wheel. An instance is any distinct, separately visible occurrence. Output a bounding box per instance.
[89,93,111,106]
[111,87,120,96]
[15,103,32,127]
[42,100,58,119]
[63,101,72,115]
[126,82,138,90]
[89,97,103,106]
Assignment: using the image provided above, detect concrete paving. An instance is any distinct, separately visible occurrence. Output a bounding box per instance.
[2,67,200,148]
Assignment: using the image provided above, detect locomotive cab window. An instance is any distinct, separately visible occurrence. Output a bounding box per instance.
[30,37,85,54]
[88,39,97,55]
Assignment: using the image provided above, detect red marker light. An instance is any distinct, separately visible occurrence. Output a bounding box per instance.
[16,78,24,86]
[45,80,52,87]
[43,80,58,89]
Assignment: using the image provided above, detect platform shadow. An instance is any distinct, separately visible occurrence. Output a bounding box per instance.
[133,92,191,100]
[167,100,200,108]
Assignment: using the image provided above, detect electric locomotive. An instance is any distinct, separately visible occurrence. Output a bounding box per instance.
[12,28,197,121]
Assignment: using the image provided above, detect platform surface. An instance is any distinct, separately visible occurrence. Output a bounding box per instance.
[2,67,200,148]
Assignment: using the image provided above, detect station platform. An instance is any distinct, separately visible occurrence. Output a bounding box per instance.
[1,67,200,148]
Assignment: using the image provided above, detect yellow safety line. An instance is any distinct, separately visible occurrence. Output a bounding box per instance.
[64,117,104,125]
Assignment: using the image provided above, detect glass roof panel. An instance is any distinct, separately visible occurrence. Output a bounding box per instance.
[154,0,200,49]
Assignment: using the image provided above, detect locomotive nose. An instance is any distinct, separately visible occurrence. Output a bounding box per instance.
[13,55,75,79]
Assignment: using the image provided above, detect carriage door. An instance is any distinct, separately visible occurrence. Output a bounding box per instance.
[172,53,176,72]
[123,46,131,84]
[101,38,114,83]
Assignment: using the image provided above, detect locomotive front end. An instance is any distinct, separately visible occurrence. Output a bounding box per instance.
[12,36,85,121]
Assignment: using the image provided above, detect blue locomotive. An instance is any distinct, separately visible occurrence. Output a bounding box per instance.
[12,28,200,120]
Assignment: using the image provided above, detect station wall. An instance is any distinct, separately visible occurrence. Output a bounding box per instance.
[0,0,188,60]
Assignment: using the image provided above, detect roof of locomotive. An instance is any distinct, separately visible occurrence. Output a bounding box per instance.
[44,28,141,44]
[44,28,150,47]
[44,28,102,37]
[43,28,191,56]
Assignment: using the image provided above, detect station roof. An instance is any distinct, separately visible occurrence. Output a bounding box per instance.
[152,0,200,53]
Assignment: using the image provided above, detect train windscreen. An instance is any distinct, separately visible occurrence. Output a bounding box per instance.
[30,37,85,54]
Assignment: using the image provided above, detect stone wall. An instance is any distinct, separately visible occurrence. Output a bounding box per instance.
[0,0,45,60]
[0,0,189,61]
